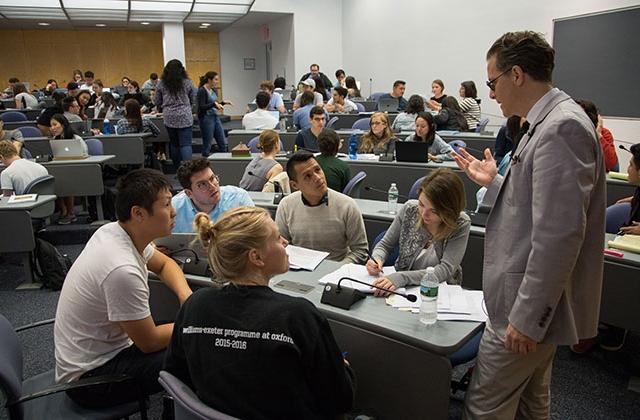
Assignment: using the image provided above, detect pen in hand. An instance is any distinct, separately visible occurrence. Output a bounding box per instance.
[366,249,383,274]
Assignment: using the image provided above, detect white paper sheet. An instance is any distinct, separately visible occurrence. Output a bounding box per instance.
[286,245,329,271]
[318,263,396,293]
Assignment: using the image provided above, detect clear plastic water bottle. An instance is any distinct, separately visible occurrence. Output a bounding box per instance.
[348,134,358,160]
[279,117,286,131]
[102,118,111,135]
[420,267,438,325]
[387,183,399,214]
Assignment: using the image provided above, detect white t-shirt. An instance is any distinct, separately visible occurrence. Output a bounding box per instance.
[242,109,279,130]
[54,222,155,383]
[14,92,39,109]
[326,97,358,113]
[0,158,48,195]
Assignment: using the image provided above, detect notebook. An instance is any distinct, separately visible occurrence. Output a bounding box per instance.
[50,139,88,160]
[395,141,429,163]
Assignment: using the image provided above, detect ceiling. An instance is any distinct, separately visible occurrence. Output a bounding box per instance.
[0,0,255,32]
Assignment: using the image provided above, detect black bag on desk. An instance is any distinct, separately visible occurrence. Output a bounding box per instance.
[32,238,72,290]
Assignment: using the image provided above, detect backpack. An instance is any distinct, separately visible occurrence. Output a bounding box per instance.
[32,238,72,290]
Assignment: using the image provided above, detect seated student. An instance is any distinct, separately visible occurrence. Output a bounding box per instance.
[88,79,104,106]
[75,90,92,121]
[316,128,350,192]
[334,68,346,88]
[242,91,279,130]
[66,82,80,98]
[292,78,323,110]
[345,76,362,100]
[403,112,454,161]
[273,76,286,94]
[13,83,39,109]
[294,106,326,151]
[377,80,407,112]
[72,69,84,85]
[577,99,619,172]
[358,111,397,157]
[426,79,447,110]
[312,76,330,102]
[239,129,284,191]
[79,71,95,93]
[95,92,120,120]
[0,119,25,157]
[367,168,470,295]
[256,80,286,113]
[42,79,58,96]
[122,80,145,107]
[617,143,640,235]
[275,151,368,263]
[172,158,254,233]
[324,86,358,113]
[434,96,468,132]
[391,95,425,132]
[54,169,192,409]
[116,99,160,136]
[458,81,481,131]
[142,73,159,90]
[292,91,316,130]
[0,140,48,196]
[37,91,66,136]
[493,115,526,164]
[164,206,355,419]
[62,96,83,123]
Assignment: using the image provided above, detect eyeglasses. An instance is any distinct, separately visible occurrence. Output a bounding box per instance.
[370,121,386,126]
[486,68,512,91]
[192,174,219,191]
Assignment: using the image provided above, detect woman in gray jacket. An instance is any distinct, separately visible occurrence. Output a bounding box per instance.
[403,112,454,161]
[366,168,470,295]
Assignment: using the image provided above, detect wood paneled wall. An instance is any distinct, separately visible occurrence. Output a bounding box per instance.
[0,29,221,94]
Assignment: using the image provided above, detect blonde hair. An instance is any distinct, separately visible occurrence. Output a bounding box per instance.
[193,206,272,280]
[418,168,466,240]
[258,129,279,154]
[0,140,18,158]
[359,112,394,153]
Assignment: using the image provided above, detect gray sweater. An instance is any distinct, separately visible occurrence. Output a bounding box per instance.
[372,200,470,287]
[275,189,368,263]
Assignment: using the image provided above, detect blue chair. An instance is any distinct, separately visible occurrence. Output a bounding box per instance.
[475,117,489,133]
[16,126,43,138]
[351,117,370,131]
[85,138,104,156]
[342,171,367,198]
[326,116,339,128]
[448,140,467,154]
[449,329,485,393]
[247,136,285,153]
[158,371,240,420]
[0,111,28,122]
[371,229,399,266]
[408,176,427,200]
[369,92,386,102]
[606,203,631,234]
[354,102,365,112]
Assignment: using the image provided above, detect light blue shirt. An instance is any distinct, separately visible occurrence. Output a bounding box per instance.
[171,186,254,233]
[268,92,284,111]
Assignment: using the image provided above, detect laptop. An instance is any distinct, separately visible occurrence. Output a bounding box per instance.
[70,121,91,137]
[50,139,88,160]
[377,97,399,112]
[155,233,208,259]
[395,141,429,163]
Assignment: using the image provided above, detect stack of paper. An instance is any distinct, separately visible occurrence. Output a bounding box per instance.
[608,234,640,254]
[386,286,421,313]
[7,194,38,203]
[286,245,329,271]
[318,263,396,293]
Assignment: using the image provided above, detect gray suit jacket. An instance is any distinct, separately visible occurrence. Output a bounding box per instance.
[482,89,605,345]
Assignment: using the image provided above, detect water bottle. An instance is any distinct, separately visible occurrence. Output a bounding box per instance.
[420,267,438,325]
[102,118,111,135]
[279,117,286,131]
[348,134,358,160]
[387,183,399,214]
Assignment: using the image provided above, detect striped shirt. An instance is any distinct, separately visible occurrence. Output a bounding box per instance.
[458,97,481,131]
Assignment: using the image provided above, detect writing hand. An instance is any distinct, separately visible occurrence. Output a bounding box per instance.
[619,222,640,235]
[504,323,537,354]
[365,258,383,276]
[451,147,497,187]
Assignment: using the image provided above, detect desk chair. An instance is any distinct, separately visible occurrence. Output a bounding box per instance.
[448,140,466,154]
[343,171,367,198]
[23,175,55,220]
[475,117,489,133]
[355,102,365,112]
[158,371,240,420]
[606,203,631,234]
[371,229,399,266]
[369,92,385,102]
[84,138,104,156]
[351,118,370,131]
[247,136,284,153]
[0,315,148,420]
[16,126,42,138]
[1,111,27,122]
[408,176,427,200]
[326,116,339,129]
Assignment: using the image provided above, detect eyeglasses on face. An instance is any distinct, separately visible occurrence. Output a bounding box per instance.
[192,174,220,191]
[486,68,512,91]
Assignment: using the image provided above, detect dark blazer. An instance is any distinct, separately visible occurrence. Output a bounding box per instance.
[196,87,217,119]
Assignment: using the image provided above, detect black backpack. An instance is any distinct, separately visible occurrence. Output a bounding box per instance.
[32,238,72,290]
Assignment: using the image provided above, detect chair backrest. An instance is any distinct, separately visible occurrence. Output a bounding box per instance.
[158,371,240,420]
[16,126,43,138]
[475,117,489,133]
[0,315,24,413]
[355,102,365,112]
[448,140,467,154]
[371,229,399,266]
[23,174,55,195]
[408,176,427,200]
[247,136,260,153]
[85,138,104,156]
[0,111,28,122]
[342,171,367,198]
[351,117,370,131]
[326,116,339,128]
[370,92,386,102]
[606,202,631,234]
[262,171,291,194]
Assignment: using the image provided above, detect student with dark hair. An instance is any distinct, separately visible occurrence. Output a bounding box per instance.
[75,90,92,120]
[392,94,425,131]
[312,76,330,101]
[293,78,323,110]
[80,71,95,92]
[334,69,346,88]
[345,76,362,100]
[88,79,103,106]
[618,143,640,234]
[197,71,230,155]
[172,158,253,233]
[66,82,80,98]
[165,206,355,419]
[54,169,192,409]
[294,106,326,151]
[95,91,120,120]
[37,91,66,136]
[257,80,285,113]
[298,63,333,93]
[324,86,357,113]
[434,96,468,131]
[43,79,58,95]
[316,128,350,192]
[155,59,197,168]
[458,81,481,131]
[427,79,447,110]
[273,76,286,91]
[293,91,317,130]
[62,96,83,123]
[276,151,368,262]
[576,99,619,172]
[13,83,38,109]
[115,99,160,136]
[142,72,159,90]
[377,80,407,111]
[403,112,454,161]
[72,69,83,84]
[239,129,284,191]
[242,91,278,130]
[123,80,145,107]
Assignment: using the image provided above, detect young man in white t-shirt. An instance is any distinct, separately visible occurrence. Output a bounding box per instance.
[54,168,193,409]
[242,91,279,130]
[0,140,48,195]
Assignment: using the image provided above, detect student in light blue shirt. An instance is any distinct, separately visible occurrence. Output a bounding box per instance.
[172,158,254,233]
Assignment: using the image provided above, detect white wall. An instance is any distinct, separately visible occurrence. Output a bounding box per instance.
[268,14,295,85]
[162,23,186,64]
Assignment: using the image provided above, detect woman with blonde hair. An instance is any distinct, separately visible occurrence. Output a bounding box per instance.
[366,168,471,295]
[358,111,397,157]
[164,207,355,419]
[238,129,284,191]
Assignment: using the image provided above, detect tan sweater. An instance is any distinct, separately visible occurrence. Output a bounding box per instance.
[275,189,368,263]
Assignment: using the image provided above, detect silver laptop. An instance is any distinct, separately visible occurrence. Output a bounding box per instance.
[154,233,208,259]
[378,97,399,112]
[50,139,88,160]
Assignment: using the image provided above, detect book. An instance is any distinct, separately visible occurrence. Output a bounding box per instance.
[608,234,640,254]
[7,194,38,203]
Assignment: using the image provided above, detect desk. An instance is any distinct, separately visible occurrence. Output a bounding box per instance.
[42,155,114,220]
[148,259,482,420]
[2,120,37,131]
[0,194,56,289]
[84,134,150,166]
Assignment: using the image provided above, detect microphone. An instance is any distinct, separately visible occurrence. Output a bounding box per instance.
[168,248,210,276]
[248,171,284,204]
[338,277,417,302]
[619,144,633,154]
[369,78,373,100]
[364,186,409,200]
[320,276,417,310]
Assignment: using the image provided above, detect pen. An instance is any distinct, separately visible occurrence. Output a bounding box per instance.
[366,249,383,274]
[603,249,624,258]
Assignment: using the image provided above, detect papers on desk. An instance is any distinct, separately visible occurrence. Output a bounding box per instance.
[286,245,329,271]
[318,263,396,293]
[608,234,640,254]
[7,194,37,203]
[356,154,379,161]
[386,283,488,322]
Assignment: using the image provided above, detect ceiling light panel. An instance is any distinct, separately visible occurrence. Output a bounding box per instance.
[130,11,189,22]
[0,7,67,19]
[62,0,128,9]
[130,1,191,11]
[0,0,60,6]
[196,0,252,5]
[65,9,129,20]
[192,3,248,14]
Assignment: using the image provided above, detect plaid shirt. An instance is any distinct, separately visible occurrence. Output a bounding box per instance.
[115,118,160,136]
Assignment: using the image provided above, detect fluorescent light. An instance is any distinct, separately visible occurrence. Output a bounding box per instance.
[201,23,210,26]
[141,21,150,25]
[38,22,50,26]
[95,23,107,27]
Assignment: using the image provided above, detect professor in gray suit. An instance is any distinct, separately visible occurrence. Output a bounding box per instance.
[454,31,606,419]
